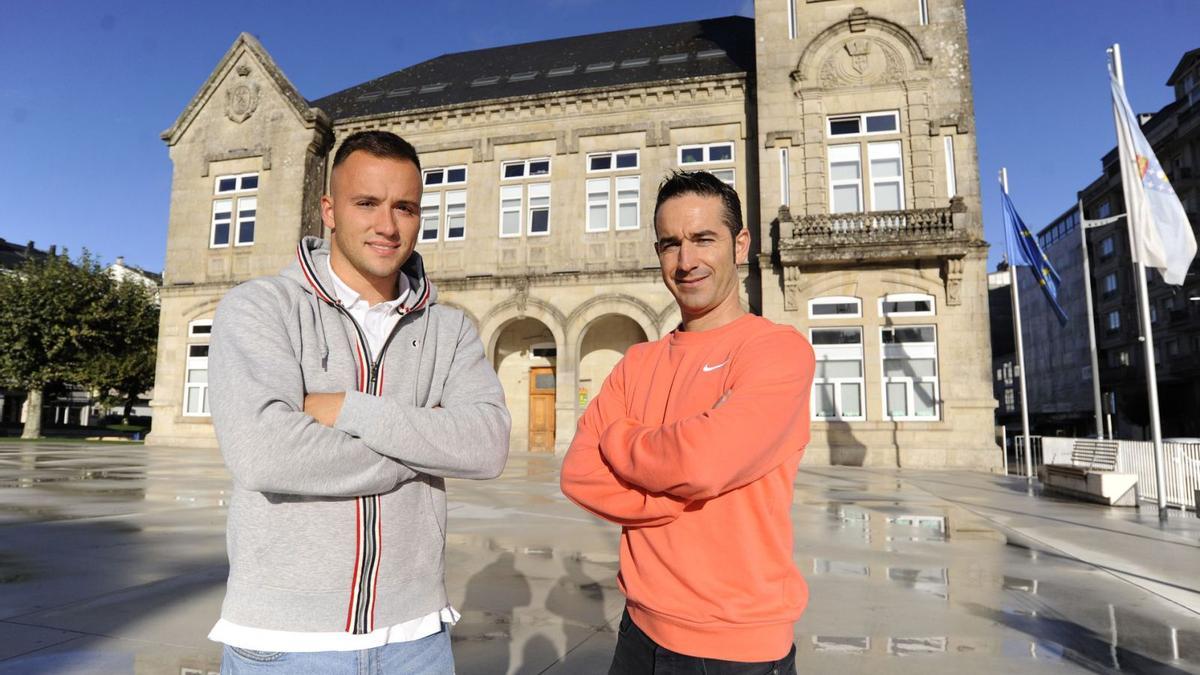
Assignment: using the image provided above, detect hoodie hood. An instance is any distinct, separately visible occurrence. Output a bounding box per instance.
[284,236,437,312]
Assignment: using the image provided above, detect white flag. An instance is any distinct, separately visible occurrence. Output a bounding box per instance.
[1110,66,1196,285]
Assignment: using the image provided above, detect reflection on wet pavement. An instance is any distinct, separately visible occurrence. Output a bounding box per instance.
[0,443,1198,674]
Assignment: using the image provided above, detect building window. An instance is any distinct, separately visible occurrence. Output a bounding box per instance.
[829,144,863,213]
[1097,200,1112,219]
[809,296,862,319]
[420,166,468,243]
[943,136,957,198]
[879,293,935,317]
[1107,310,1120,331]
[501,158,550,180]
[1102,273,1117,295]
[918,0,929,25]
[827,111,900,137]
[212,173,258,248]
[1151,304,1159,323]
[1004,388,1014,412]
[183,344,210,417]
[1100,236,1115,259]
[1003,362,1013,385]
[678,142,735,186]
[811,328,865,420]
[499,159,550,237]
[881,326,939,420]
[779,147,791,207]
[868,142,904,211]
[188,320,212,337]
[585,152,640,231]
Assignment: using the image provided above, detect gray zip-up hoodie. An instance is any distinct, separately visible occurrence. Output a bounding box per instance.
[208,236,510,635]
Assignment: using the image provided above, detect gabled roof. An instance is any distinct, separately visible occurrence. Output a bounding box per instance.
[310,16,755,122]
[1166,47,1200,87]
[162,32,329,145]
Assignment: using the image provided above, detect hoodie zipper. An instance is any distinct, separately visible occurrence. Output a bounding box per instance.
[329,301,409,393]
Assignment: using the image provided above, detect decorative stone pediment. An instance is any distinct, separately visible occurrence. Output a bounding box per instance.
[818,36,906,88]
[791,7,932,94]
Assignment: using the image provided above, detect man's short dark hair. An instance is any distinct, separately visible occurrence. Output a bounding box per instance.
[332,130,421,172]
[653,170,743,239]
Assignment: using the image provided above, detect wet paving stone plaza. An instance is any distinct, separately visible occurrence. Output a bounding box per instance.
[1,441,1199,674]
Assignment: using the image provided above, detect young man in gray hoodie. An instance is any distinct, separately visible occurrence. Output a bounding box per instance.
[207,130,510,674]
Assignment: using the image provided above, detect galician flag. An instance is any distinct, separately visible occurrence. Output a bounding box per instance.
[1110,65,1197,285]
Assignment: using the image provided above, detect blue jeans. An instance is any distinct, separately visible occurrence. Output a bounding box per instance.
[220,624,454,674]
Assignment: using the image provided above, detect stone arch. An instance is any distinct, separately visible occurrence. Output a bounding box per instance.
[655,302,682,336]
[567,293,659,344]
[793,10,932,87]
[480,296,567,365]
[182,297,222,324]
[574,313,651,416]
[491,316,561,453]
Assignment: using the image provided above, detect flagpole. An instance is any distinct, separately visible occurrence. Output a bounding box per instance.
[1002,167,1034,480]
[1110,44,1169,518]
[1079,199,1104,439]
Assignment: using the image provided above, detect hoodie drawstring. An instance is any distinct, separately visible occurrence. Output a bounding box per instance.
[309,292,331,371]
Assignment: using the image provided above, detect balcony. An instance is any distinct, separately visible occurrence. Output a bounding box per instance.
[776,198,976,267]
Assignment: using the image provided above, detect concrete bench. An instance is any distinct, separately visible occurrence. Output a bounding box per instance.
[1041,439,1138,506]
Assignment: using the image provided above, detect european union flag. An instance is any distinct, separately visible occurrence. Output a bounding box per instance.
[1002,188,1068,325]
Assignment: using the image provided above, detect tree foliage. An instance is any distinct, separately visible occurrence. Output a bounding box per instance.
[0,250,159,434]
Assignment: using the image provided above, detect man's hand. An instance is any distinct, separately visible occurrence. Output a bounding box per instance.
[304,392,346,427]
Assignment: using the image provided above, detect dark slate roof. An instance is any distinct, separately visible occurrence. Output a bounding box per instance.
[0,238,52,271]
[310,16,755,121]
[1166,47,1200,86]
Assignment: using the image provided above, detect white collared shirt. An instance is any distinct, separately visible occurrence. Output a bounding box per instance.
[208,259,458,652]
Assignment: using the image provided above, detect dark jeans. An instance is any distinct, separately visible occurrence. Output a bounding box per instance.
[608,610,798,675]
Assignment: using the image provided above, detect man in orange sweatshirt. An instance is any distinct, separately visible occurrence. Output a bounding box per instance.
[560,170,816,674]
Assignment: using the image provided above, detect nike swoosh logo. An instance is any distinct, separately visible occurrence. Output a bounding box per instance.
[702,361,728,373]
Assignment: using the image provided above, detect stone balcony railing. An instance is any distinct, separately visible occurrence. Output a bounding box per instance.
[776,197,975,266]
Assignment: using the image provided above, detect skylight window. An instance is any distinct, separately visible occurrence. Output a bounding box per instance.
[658,53,688,64]
[620,57,651,69]
[418,83,449,94]
[386,87,414,98]
[509,71,538,82]
[696,49,725,60]
[355,90,384,102]
[584,62,615,73]
[471,76,501,87]
[547,66,577,77]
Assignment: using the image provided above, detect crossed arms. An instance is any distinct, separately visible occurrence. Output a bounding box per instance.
[560,331,814,526]
[209,284,510,497]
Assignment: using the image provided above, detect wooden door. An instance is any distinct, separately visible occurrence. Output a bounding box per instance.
[528,367,556,452]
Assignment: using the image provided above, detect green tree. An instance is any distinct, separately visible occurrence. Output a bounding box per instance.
[0,250,114,438]
[83,278,159,424]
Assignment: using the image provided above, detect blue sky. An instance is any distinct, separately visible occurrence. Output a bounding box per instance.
[1,0,1197,273]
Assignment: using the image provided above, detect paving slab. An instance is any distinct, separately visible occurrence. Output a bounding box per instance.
[0,442,1198,674]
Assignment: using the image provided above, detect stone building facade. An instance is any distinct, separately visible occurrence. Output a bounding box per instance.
[148,1,999,469]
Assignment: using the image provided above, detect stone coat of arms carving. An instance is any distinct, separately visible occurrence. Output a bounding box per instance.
[225,77,260,124]
[819,37,905,88]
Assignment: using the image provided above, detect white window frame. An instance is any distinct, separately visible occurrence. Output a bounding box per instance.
[214,172,258,194]
[677,142,735,166]
[868,141,905,212]
[808,295,862,319]
[499,185,523,238]
[210,199,233,249]
[779,147,791,207]
[586,150,640,173]
[827,111,900,138]
[879,293,935,317]
[527,182,551,237]
[586,178,610,232]
[828,144,863,214]
[501,158,551,181]
[420,193,441,242]
[710,168,736,188]
[234,196,257,247]
[943,136,957,198]
[422,165,468,187]
[615,176,640,231]
[880,325,940,421]
[188,319,213,338]
[811,327,866,421]
[444,190,466,241]
[182,343,211,418]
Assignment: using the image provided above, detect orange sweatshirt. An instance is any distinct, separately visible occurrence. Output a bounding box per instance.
[560,314,815,662]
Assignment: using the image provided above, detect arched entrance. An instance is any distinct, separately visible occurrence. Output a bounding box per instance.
[577,314,648,410]
[493,317,559,452]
